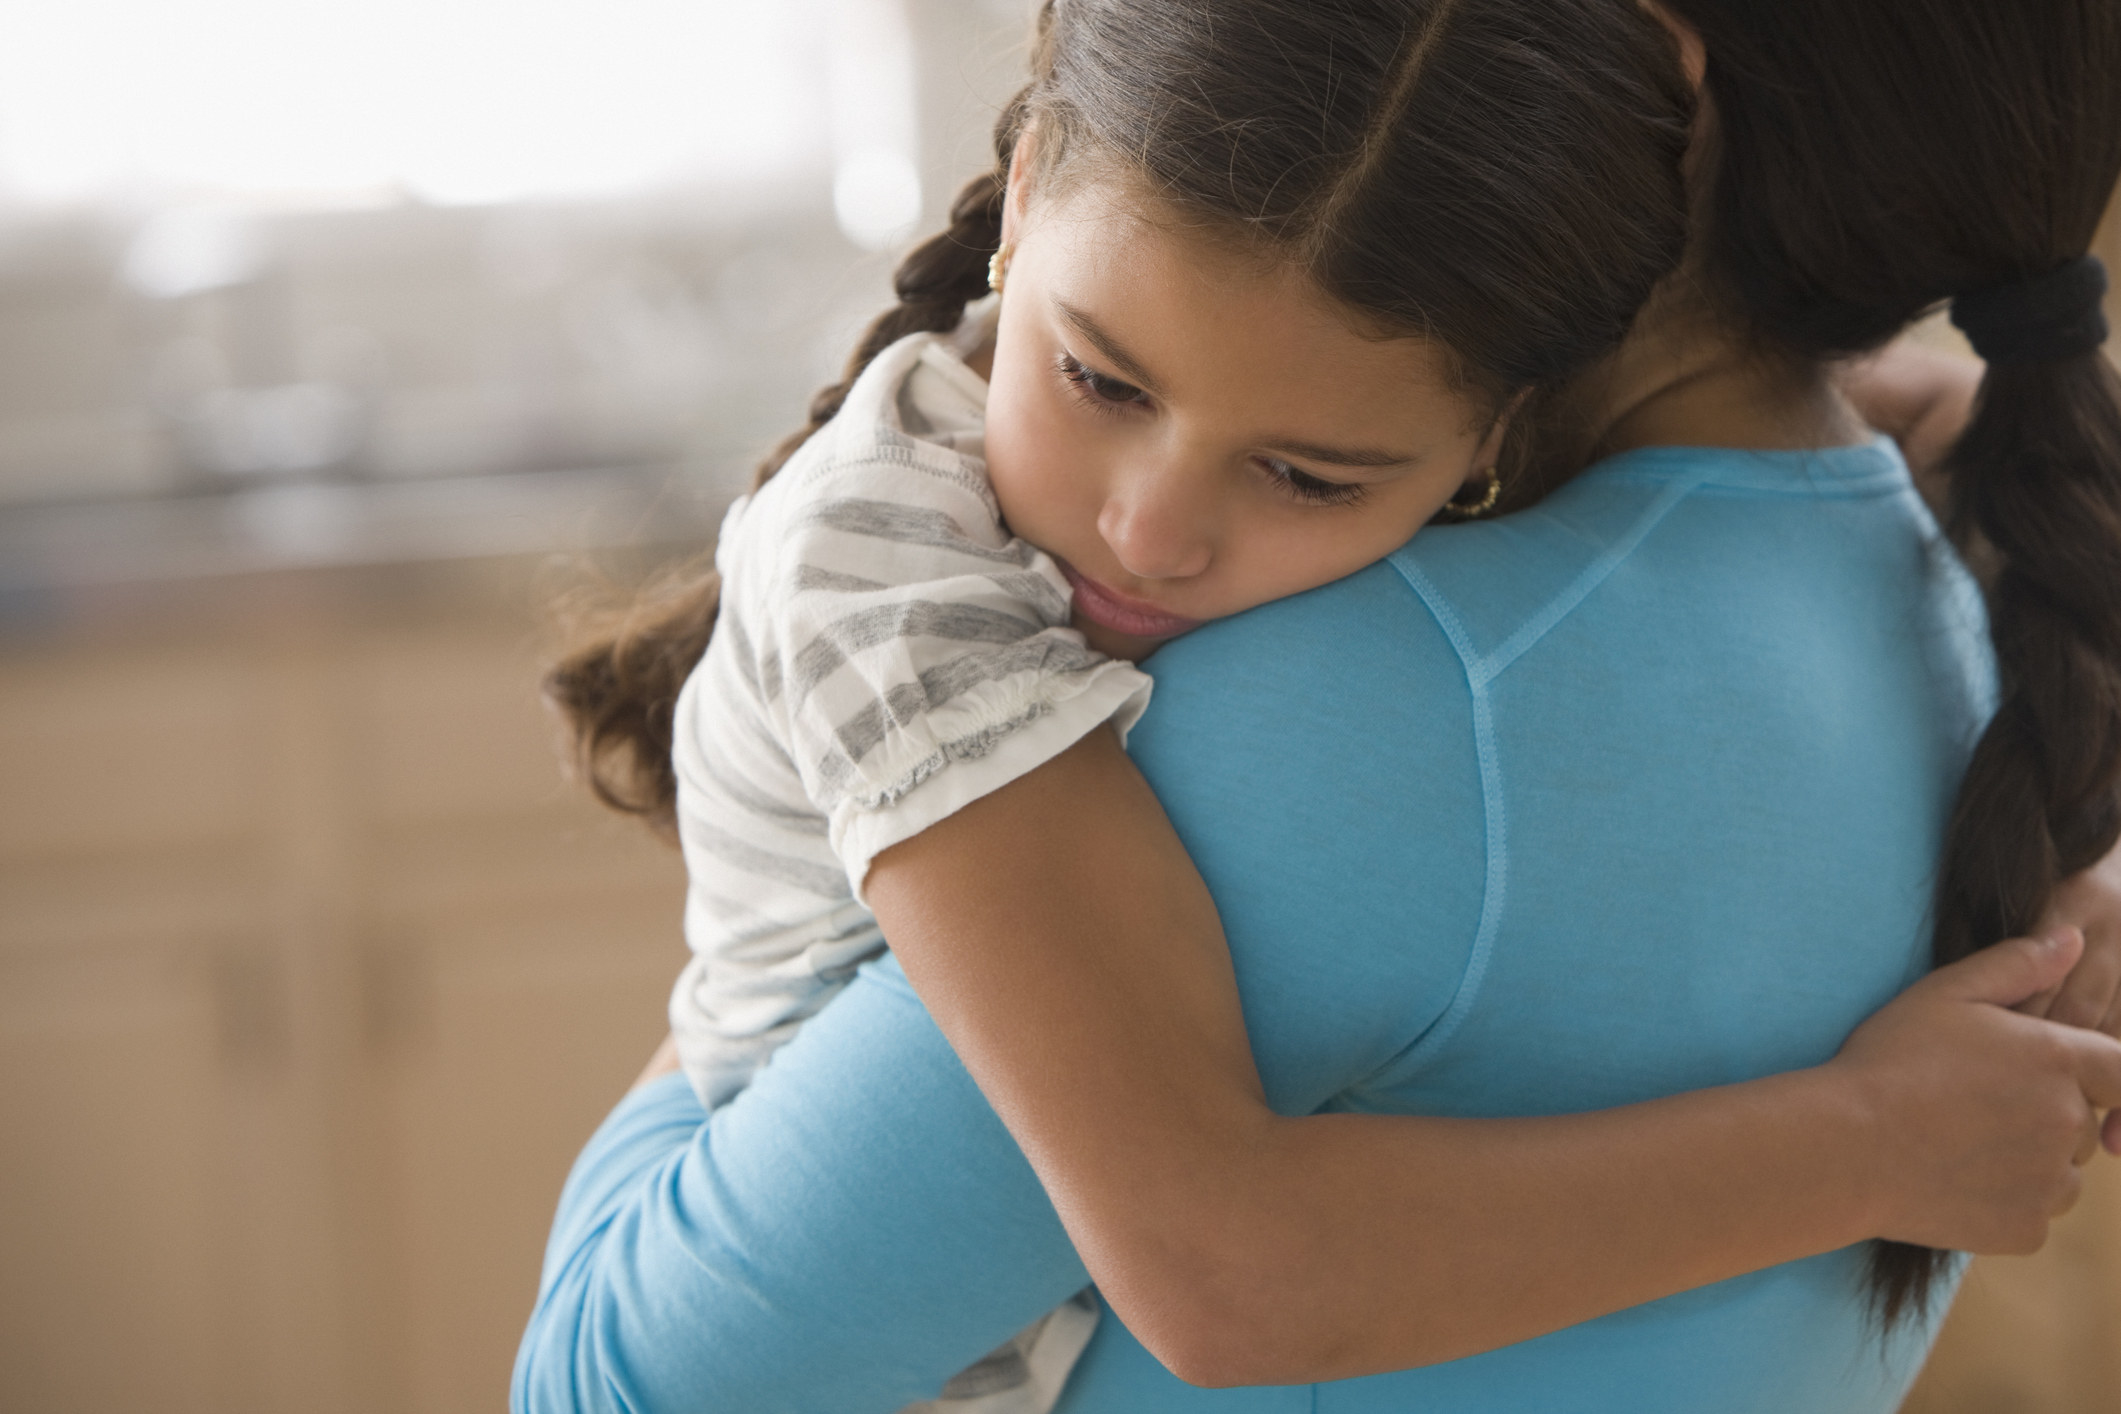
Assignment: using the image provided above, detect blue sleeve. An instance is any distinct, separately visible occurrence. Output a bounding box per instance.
[511,959,1092,1414]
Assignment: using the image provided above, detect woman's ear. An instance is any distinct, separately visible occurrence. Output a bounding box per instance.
[1638,0,1707,92]
[1467,390,1532,484]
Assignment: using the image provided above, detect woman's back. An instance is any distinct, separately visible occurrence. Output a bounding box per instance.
[1062,437,1993,1411]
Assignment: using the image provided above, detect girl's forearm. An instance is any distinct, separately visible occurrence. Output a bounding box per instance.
[1121,1068,1880,1383]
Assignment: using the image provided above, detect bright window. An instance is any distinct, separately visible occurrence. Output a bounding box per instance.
[0,0,882,212]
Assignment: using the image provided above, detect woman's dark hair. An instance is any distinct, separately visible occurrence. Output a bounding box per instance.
[1657,0,2121,1326]
[545,0,1693,830]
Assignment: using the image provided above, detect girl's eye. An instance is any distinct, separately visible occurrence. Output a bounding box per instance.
[1057,353,1149,412]
[1259,457,1367,508]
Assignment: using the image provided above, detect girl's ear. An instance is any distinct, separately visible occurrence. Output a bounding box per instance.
[1001,127,1039,248]
[1638,1,1707,92]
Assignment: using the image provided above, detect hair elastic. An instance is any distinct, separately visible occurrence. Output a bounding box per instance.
[1949,255,2109,366]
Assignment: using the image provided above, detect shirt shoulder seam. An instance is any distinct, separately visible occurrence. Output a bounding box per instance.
[1375,469,1705,1067]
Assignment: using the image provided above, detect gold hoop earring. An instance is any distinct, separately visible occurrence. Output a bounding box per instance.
[1444,468,1502,518]
[987,243,1013,295]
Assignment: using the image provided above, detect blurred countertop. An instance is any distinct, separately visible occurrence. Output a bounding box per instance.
[0,465,730,641]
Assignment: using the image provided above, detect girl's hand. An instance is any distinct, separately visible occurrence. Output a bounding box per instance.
[2030,845,2121,1038]
[1839,339,1981,508]
[1833,929,2121,1255]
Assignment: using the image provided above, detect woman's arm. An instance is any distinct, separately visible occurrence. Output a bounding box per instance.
[514,969,1094,1414]
[866,729,2121,1386]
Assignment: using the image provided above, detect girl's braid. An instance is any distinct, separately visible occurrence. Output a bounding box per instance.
[544,72,1038,834]
[752,82,1033,487]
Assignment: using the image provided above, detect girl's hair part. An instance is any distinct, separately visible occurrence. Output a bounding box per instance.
[547,0,1694,830]
[1657,0,2121,1326]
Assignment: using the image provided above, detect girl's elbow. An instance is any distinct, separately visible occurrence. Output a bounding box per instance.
[1118,1272,1332,1388]
[1141,1319,1285,1389]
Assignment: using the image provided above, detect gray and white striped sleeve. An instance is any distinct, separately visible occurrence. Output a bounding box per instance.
[719,392,1151,896]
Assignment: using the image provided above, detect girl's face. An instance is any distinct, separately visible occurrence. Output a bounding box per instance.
[978,178,1510,661]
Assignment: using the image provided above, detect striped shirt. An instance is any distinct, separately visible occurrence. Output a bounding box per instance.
[668,302,1153,1113]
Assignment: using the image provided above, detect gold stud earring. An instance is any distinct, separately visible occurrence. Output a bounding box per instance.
[1443,468,1502,518]
[988,243,1013,295]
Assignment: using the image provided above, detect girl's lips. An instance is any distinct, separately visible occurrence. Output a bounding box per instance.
[1056,561,1206,640]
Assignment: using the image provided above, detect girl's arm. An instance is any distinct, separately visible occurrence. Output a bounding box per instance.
[866,728,2121,1386]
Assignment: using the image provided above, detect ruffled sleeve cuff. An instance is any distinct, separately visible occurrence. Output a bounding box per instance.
[831,655,1153,900]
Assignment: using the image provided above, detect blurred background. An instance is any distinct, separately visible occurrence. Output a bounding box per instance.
[0,2,2114,1410]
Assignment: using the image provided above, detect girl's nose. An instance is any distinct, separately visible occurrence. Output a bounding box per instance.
[1096,467,1215,581]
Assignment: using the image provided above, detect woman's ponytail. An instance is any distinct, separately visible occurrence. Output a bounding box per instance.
[1879,276,2121,1321]
[1656,0,2121,1326]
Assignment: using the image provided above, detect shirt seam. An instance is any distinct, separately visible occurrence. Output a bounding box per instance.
[1383,554,1510,1070]
[1379,469,1708,1068]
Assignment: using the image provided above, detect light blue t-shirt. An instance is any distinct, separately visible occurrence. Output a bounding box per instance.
[513,439,1993,1414]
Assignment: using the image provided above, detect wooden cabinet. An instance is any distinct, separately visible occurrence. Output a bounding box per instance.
[0,564,685,1414]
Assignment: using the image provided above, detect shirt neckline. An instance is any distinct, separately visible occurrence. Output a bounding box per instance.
[1576,434,1910,496]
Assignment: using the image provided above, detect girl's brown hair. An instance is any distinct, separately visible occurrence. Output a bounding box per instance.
[546,0,1694,832]
[1657,0,2121,1326]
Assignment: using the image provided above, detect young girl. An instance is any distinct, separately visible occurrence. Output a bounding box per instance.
[531,0,2121,1407]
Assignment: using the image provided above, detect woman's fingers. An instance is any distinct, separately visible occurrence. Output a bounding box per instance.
[631,1034,683,1092]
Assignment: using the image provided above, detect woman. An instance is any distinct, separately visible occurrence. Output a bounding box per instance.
[515,0,2121,1409]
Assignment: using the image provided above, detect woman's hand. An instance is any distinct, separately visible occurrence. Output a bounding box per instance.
[1831,928,2121,1255]
[632,1034,683,1092]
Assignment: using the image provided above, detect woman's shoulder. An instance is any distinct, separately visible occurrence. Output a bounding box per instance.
[1392,437,1930,665]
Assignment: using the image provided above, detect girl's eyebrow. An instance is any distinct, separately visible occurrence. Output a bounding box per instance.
[1055,300,1163,391]
[1260,438,1417,469]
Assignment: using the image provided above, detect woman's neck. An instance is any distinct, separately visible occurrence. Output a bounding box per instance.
[1562,276,1870,461]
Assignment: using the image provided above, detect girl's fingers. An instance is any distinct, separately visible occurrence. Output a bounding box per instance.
[2063,1026,2121,1112]
[2105,1107,2121,1157]
[1935,929,2085,1008]
[2047,924,2121,1031]
[2075,1112,2105,1167]
[2016,982,2065,1019]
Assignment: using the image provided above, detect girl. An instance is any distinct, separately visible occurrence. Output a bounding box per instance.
[525,0,2121,1408]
